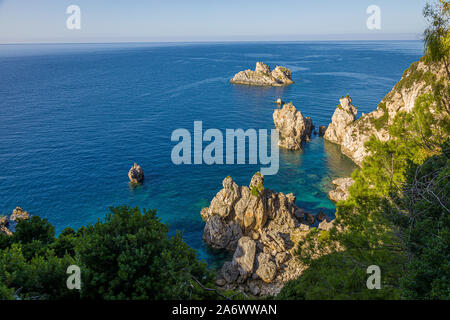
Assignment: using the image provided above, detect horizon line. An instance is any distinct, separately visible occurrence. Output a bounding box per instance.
[0,32,424,45]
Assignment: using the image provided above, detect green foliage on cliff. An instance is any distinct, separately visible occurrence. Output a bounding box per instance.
[279,1,449,300]
[0,206,217,300]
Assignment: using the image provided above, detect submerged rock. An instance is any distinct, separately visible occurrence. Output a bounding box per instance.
[202,173,314,296]
[273,102,313,150]
[128,163,144,184]
[230,62,294,87]
[328,177,354,202]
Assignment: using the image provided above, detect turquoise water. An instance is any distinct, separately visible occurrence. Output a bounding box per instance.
[0,41,422,264]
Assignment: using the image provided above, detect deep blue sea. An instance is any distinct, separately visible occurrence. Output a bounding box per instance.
[0,41,422,266]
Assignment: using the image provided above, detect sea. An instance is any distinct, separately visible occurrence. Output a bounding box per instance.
[0,41,423,266]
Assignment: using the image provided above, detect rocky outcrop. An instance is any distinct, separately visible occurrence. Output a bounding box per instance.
[128,163,144,184]
[324,96,357,145]
[201,173,313,296]
[230,62,294,87]
[10,207,29,222]
[0,216,12,236]
[1,207,31,236]
[319,126,327,137]
[318,219,335,232]
[328,177,354,202]
[273,103,313,150]
[324,61,448,166]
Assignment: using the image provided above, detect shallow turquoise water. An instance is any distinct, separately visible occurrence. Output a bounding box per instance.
[0,41,422,264]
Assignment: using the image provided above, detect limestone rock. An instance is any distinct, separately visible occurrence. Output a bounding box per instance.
[202,215,242,251]
[201,172,312,296]
[0,216,12,236]
[232,237,256,283]
[324,61,448,166]
[318,219,335,231]
[328,177,354,202]
[230,62,294,87]
[128,163,144,184]
[10,207,29,222]
[255,253,277,283]
[273,102,313,150]
[324,96,357,145]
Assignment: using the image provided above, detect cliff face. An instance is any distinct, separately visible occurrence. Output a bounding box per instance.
[230,62,294,87]
[273,102,313,150]
[324,60,448,166]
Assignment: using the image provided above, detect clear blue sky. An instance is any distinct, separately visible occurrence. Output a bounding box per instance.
[0,0,429,43]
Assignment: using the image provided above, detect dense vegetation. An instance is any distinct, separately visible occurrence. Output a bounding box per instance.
[0,206,218,300]
[279,0,449,300]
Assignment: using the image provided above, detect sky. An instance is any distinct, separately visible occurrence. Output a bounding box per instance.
[0,0,429,43]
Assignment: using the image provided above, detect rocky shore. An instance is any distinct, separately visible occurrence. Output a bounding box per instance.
[0,207,30,236]
[230,62,294,87]
[323,61,448,166]
[328,177,354,202]
[201,173,331,296]
[273,102,313,150]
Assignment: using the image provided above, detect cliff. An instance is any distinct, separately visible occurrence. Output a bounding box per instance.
[324,60,448,166]
[230,62,294,87]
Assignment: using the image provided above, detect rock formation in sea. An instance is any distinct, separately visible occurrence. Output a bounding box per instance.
[230,62,294,87]
[323,95,358,145]
[0,207,29,236]
[10,207,29,222]
[319,125,327,137]
[273,102,313,150]
[128,163,144,184]
[324,61,448,166]
[328,177,354,202]
[201,173,314,296]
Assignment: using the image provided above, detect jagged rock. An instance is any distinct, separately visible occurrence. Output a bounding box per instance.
[273,102,313,150]
[319,125,327,137]
[0,216,12,236]
[255,253,277,283]
[232,237,256,283]
[230,62,294,87]
[328,177,354,202]
[275,98,284,105]
[324,61,448,166]
[128,163,144,184]
[318,219,335,231]
[324,96,357,145]
[201,173,313,296]
[202,215,242,250]
[10,207,29,222]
